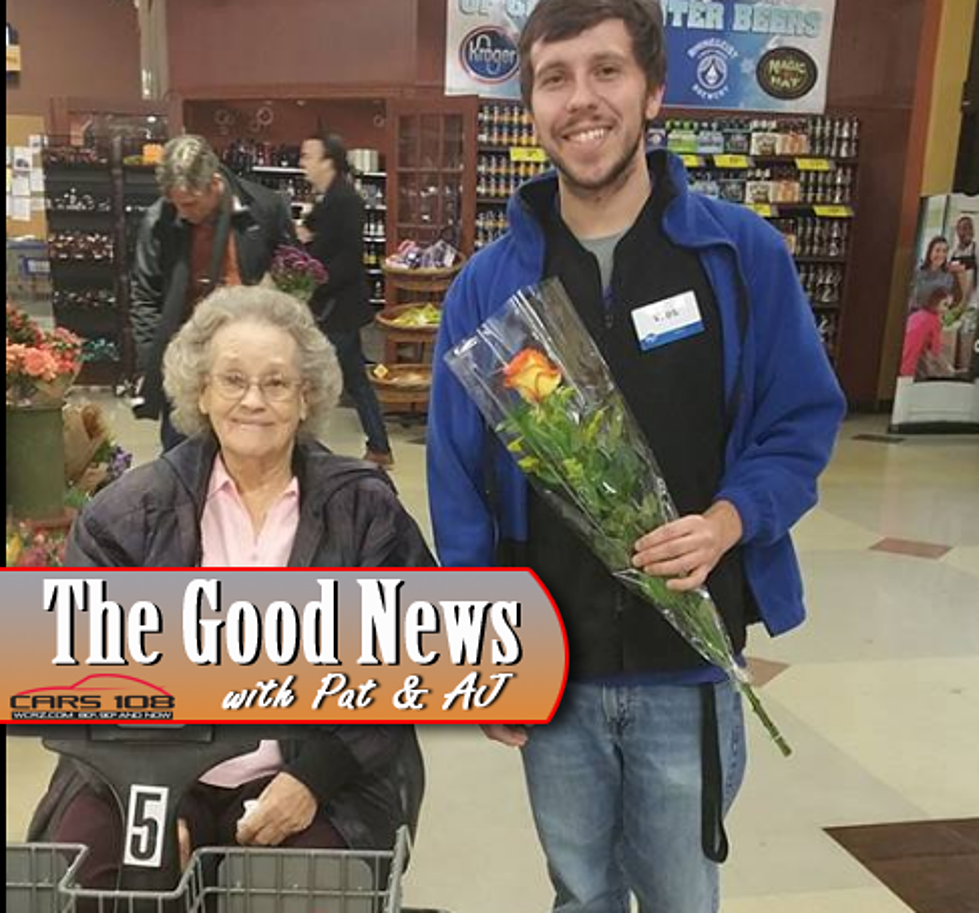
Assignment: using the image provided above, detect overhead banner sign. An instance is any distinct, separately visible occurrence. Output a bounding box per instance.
[446,0,836,113]
[1,569,569,724]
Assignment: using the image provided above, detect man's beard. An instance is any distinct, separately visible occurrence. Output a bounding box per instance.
[546,120,646,198]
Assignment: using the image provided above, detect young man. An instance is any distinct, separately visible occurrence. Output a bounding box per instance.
[427,1,846,911]
[131,135,295,450]
[300,133,394,468]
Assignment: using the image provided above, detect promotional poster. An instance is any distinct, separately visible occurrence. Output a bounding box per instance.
[891,193,979,432]
[446,0,837,113]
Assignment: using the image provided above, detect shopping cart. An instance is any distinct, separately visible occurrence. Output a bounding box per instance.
[7,727,443,913]
[7,828,411,913]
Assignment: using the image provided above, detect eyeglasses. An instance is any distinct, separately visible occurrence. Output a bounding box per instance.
[207,371,303,402]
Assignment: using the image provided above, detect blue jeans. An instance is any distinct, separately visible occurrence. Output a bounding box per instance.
[327,328,391,455]
[521,681,747,913]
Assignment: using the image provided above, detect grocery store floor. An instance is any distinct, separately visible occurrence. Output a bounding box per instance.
[6,395,979,913]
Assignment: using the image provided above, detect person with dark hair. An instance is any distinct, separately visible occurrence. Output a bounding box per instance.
[913,235,964,311]
[300,133,393,468]
[131,135,296,450]
[427,1,845,910]
[900,286,956,378]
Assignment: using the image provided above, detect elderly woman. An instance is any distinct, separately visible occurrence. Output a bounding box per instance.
[30,286,430,887]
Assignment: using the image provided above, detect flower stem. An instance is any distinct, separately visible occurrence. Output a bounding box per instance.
[737,678,792,757]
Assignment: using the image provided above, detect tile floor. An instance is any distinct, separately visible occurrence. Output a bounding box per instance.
[5,398,979,912]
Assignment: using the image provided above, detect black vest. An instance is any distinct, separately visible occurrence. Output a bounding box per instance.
[527,162,754,678]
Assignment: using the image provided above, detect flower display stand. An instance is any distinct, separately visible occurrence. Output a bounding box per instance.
[6,405,67,521]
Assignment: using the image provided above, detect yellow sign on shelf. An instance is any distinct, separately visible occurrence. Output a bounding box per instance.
[747,203,774,218]
[680,154,705,169]
[714,154,751,169]
[510,147,548,164]
[795,158,832,172]
[813,205,853,218]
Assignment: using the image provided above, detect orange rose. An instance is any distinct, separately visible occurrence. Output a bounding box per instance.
[503,348,562,404]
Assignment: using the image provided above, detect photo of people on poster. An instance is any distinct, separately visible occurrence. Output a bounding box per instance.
[902,195,979,385]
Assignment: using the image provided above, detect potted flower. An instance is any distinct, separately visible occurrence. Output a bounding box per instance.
[6,303,83,407]
[6,302,83,521]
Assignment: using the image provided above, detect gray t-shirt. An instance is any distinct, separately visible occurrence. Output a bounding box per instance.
[580,231,626,291]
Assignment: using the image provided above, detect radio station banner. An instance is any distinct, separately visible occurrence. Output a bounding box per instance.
[446,0,836,113]
[1,569,569,724]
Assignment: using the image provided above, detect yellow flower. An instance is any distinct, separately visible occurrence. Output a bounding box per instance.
[503,348,563,404]
[6,533,22,567]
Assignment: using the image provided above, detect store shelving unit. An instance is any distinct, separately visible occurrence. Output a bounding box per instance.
[42,141,130,388]
[473,101,861,364]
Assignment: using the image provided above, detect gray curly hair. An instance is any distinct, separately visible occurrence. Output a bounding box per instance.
[156,135,220,195]
[162,286,342,439]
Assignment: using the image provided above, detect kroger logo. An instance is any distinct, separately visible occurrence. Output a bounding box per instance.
[460,26,519,83]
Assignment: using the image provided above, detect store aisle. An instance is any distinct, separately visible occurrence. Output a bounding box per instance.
[6,406,978,913]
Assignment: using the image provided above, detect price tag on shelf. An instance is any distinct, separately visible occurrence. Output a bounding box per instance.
[680,154,705,169]
[813,205,853,218]
[510,147,548,164]
[795,157,832,172]
[746,203,774,218]
[714,154,751,169]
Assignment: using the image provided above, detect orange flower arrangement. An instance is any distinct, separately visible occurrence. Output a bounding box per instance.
[502,348,563,404]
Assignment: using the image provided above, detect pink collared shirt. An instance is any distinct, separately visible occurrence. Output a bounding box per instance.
[199,456,298,788]
[200,456,300,568]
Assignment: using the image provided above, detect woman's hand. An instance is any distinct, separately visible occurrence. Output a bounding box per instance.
[178,818,192,870]
[235,772,317,847]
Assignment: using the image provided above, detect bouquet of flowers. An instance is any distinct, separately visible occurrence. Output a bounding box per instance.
[270,245,328,303]
[6,302,83,407]
[445,279,791,755]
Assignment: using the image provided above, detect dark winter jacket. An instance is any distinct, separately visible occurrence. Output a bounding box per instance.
[31,433,433,850]
[304,179,374,333]
[130,168,296,418]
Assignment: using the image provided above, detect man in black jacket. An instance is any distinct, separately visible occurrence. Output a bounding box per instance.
[131,135,295,449]
[299,134,394,467]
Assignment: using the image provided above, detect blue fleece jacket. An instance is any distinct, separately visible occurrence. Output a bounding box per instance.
[428,150,846,637]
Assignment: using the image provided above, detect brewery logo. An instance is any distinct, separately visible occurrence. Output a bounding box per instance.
[9,673,175,720]
[756,47,819,101]
[688,39,738,103]
[460,26,520,84]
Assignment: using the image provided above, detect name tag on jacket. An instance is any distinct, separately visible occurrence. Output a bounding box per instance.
[631,290,704,351]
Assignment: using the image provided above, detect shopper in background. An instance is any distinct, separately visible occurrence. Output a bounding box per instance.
[32,287,430,887]
[299,133,394,468]
[131,134,295,450]
[427,1,846,911]
[912,235,965,312]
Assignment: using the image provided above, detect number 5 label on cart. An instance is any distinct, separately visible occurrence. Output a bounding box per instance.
[123,785,169,867]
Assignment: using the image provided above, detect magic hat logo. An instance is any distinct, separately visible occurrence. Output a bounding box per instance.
[460,26,519,83]
[10,673,175,720]
[756,47,819,101]
[688,38,738,103]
